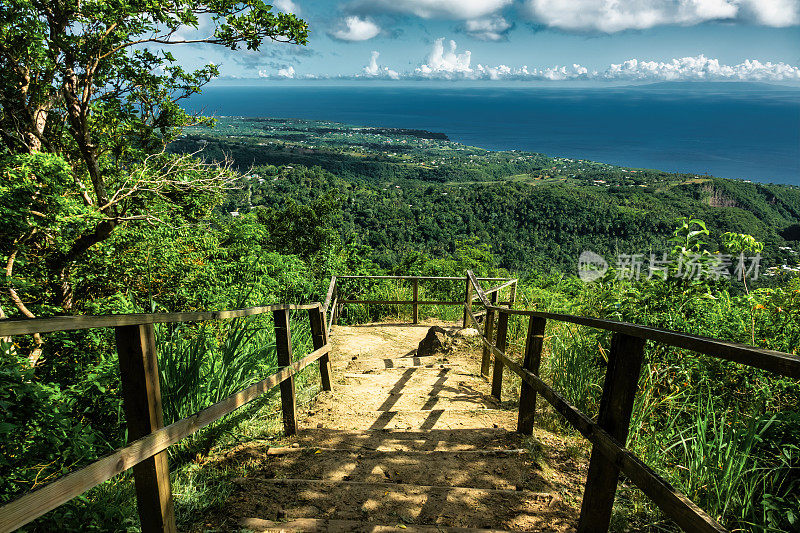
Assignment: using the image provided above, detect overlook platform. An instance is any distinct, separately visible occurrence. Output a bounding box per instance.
[202,321,585,532]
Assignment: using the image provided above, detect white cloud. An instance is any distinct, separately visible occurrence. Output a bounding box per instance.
[277,65,296,78]
[402,39,800,81]
[522,0,799,32]
[330,16,382,41]
[256,37,800,83]
[738,0,800,26]
[273,0,300,14]
[348,0,512,20]
[415,38,473,77]
[462,16,513,41]
[362,51,401,79]
[604,55,800,81]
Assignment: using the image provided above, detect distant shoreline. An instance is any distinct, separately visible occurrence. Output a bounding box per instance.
[184,85,800,186]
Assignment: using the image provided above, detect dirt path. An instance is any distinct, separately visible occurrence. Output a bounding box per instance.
[203,320,585,532]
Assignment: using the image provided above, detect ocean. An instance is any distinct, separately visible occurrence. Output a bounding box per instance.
[184,84,800,186]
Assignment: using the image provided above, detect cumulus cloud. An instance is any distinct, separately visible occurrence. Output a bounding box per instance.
[273,0,300,14]
[461,16,513,41]
[522,0,799,32]
[415,38,473,77]
[258,65,298,78]
[604,55,800,81]
[738,0,800,26]
[255,37,800,83]
[330,16,382,41]
[362,51,401,78]
[348,0,512,20]
[378,38,800,81]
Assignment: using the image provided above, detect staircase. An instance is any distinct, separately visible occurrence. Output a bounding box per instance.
[213,322,581,532]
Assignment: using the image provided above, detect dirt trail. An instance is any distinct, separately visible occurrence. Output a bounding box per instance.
[204,320,585,532]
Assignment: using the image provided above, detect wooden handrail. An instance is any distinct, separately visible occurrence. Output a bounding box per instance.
[483,279,517,296]
[322,276,337,313]
[464,269,799,532]
[465,270,800,379]
[336,275,512,281]
[339,299,465,306]
[0,343,330,532]
[0,303,321,337]
[0,300,332,533]
[464,306,726,532]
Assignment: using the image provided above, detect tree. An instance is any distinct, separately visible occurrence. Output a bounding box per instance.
[0,0,308,325]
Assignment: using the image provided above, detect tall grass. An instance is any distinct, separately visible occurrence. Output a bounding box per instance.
[157,311,313,455]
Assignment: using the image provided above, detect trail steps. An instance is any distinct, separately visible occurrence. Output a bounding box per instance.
[212,322,582,532]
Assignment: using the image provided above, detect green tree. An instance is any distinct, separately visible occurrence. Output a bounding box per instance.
[0,0,308,320]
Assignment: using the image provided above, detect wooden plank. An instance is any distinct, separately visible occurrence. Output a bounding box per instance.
[480,292,498,378]
[483,309,800,379]
[578,333,646,532]
[337,275,510,281]
[498,355,726,533]
[339,300,464,306]
[322,276,337,313]
[466,270,492,308]
[491,311,509,401]
[462,277,473,328]
[483,279,517,296]
[115,324,176,533]
[509,281,517,308]
[273,309,297,436]
[327,296,338,334]
[0,345,333,533]
[412,278,419,324]
[308,308,332,391]
[0,303,321,337]
[517,316,546,435]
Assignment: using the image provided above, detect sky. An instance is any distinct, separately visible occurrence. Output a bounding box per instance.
[172,0,800,83]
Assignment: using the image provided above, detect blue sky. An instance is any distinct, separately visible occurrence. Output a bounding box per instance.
[176,0,800,83]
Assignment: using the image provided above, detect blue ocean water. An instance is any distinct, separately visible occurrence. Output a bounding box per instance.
[185,84,800,186]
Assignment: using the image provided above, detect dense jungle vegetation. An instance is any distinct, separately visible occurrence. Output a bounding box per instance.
[1,3,799,532]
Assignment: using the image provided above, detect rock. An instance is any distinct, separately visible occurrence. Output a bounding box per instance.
[417,326,451,357]
[455,327,480,338]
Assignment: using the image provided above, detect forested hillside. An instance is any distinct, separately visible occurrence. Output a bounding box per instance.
[172,118,800,276]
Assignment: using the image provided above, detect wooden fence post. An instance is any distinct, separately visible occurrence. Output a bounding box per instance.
[491,310,509,401]
[462,277,473,328]
[412,278,419,324]
[308,307,332,391]
[481,291,499,378]
[509,281,518,309]
[273,309,297,436]
[517,316,546,435]
[577,333,646,532]
[115,324,177,533]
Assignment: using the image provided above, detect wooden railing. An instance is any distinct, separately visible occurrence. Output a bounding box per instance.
[4,272,798,533]
[325,274,518,325]
[0,302,335,533]
[461,270,800,533]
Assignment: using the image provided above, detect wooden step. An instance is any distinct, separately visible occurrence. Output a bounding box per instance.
[223,479,571,531]
[346,357,449,371]
[251,448,548,491]
[288,428,526,452]
[240,517,514,532]
[334,368,498,411]
[303,408,518,431]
